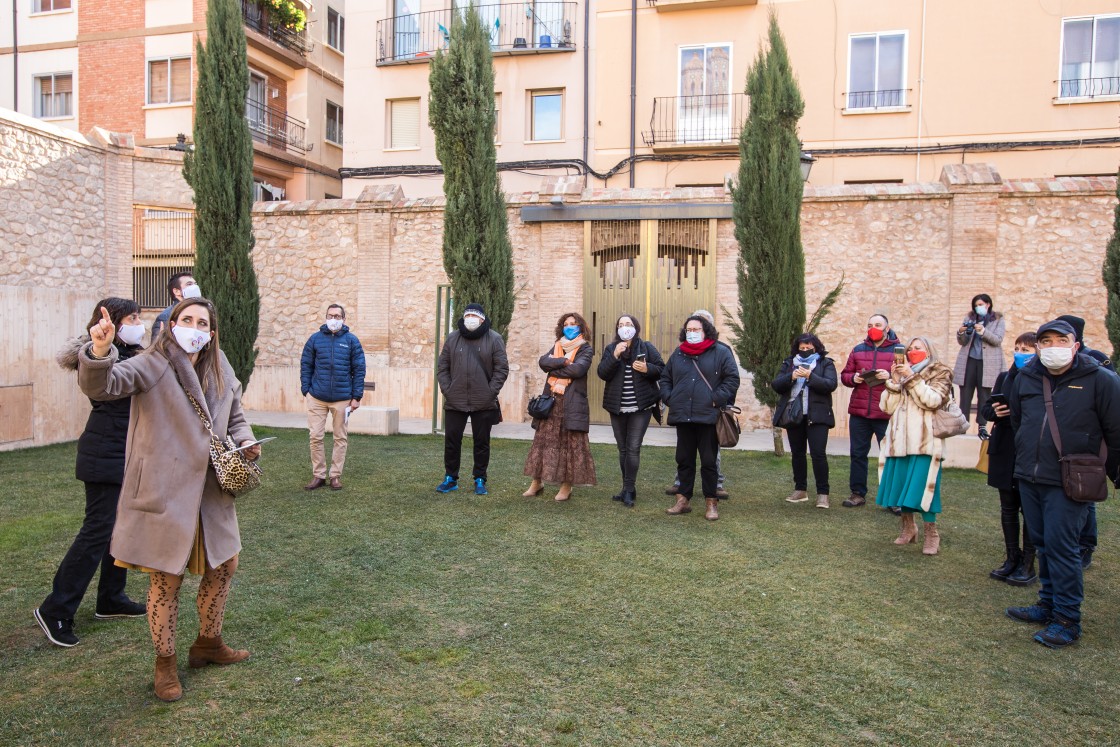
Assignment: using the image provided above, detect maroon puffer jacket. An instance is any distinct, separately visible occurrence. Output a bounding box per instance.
[839,332,900,420]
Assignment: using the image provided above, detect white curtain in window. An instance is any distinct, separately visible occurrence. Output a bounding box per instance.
[877,33,905,105]
[1062,18,1093,91]
[849,36,876,97]
[1095,16,1120,88]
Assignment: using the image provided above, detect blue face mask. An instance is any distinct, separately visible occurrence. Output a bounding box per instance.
[563,325,580,340]
[1014,352,1035,369]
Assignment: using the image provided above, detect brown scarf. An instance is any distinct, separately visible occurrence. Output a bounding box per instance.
[548,336,585,394]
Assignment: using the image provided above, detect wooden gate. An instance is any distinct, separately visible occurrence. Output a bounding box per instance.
[583,218,717,424]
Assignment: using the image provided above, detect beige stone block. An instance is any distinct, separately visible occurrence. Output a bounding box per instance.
[346,406,399,435]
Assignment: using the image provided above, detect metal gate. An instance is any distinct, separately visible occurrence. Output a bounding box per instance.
[584,218,717,424]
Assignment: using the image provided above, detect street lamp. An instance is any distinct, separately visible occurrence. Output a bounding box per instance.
[800,151,815,182]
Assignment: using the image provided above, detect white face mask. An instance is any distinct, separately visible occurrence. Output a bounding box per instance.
[172,324,210,354]
[117,323,146,346]
[325,318,344,332]
[182,284,202,300]
[464,316,483,331]
[617,326,636,341]
[685,331,704,345]
[1038,346,1074,370]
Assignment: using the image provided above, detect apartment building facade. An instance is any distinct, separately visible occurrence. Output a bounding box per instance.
[341,0,1120,196]
[1,0,346,200]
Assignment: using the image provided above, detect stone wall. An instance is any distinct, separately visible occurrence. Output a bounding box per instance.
[2,109,1117,450]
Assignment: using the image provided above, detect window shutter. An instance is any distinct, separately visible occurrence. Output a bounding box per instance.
[149,60,169,104]
[54,73,72,94]
[391,99,420,148]
[170,58,192,102]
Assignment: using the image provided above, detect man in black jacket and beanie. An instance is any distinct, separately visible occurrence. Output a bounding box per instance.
[1006,319,1120,648]
[436,303,509,495]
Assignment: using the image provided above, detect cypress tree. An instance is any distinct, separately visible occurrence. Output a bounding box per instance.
[428,5,515,337]
[183,0,260,388]
[1104,166,1120,360]
[729,12,806,453]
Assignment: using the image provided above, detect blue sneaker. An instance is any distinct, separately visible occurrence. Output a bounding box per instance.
[436,476,458,493]
[1034,618,1081,648]
[1006,603,1053,624]
[474,478,488,495]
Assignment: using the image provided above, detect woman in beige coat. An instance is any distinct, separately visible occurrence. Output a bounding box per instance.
[875,336,953,555]
[79,297,261,702]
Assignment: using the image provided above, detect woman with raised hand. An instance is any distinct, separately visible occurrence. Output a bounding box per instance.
[78,298,261,703]
[877,336,954,555]
[523,312,597,502]
[597,314,665,508]
[34,298,150,649]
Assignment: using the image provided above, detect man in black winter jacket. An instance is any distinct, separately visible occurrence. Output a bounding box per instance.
[1006,319,1120,648]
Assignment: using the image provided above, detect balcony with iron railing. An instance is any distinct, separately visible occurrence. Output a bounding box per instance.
[376,2,577,65]
[844,88,907,111]
[242,0,313,57]
[642,93,747,148]
[246,99,310,155]
[1058,76,1120,99]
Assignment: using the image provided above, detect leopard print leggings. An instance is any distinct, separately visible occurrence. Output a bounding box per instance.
[147,556,238,656]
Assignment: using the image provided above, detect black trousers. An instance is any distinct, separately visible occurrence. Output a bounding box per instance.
[444,408,500,480]
[609,410,652,492]
[675,422,720,499]
[848,415,888,497]
[787,421,830,495]
[959,356,990,427]
[39,481,129,620]
[998,487,1036,555]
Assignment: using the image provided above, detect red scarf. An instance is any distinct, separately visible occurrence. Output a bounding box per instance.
[680,338,715,356]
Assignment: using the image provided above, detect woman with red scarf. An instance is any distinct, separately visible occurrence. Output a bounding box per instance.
[659,314,740,520]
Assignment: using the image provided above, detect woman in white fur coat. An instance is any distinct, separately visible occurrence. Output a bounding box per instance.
[876,336,954,555]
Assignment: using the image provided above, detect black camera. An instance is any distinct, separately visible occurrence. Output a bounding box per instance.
[962,319,977,332]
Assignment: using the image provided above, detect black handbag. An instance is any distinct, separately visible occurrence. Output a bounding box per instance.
[1043,378,1110,502]
[774,395,805,429]
[527,393,555,420]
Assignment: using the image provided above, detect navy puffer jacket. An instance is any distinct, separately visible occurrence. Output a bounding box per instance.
[301,324,366,402]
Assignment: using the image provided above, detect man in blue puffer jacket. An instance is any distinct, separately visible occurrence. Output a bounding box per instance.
[301,303,366,491]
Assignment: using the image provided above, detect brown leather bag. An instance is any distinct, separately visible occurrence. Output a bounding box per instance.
[1042,378,1110,503]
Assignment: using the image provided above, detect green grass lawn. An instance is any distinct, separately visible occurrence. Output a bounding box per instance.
[2,429,1118,746]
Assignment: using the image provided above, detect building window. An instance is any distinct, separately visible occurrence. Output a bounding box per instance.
[388,98,420,149]
[327,7,345,52]
[678,43,732,142]
[529,89,563,141]
[494,92,502,143]
[33,0,70,12]
[326,101,344,145]
[1060,15,1120,98]
[34,73,72,118]
[847,32,907,109]
[131,207,195,309]
[148,57,192,105]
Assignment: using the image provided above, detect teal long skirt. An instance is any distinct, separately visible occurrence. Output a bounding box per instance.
[876,454,942,522]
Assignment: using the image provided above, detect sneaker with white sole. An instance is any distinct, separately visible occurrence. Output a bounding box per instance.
[94,598,147,619]
[34,608,78,647]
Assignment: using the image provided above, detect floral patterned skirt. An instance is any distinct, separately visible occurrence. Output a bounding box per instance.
[523,391,597,486]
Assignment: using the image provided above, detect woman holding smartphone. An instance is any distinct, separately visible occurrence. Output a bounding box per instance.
[876,337,954,554]
[597,314,664,507]
[770,333,838,508]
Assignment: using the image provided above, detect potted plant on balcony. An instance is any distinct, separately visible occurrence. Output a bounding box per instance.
[255,0,306,32]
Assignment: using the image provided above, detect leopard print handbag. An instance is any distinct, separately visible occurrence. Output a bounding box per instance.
[185,392,263,497]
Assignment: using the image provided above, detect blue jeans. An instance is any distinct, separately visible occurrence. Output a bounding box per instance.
[1080,503,1097,554]
[1018,480,1092,622]
[848,415,888,497]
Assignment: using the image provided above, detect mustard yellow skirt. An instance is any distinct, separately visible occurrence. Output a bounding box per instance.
[115,515,207,576]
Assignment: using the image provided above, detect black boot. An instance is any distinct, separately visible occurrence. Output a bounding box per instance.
[622,490,636,508]
[990,550,1020,581]
[1006,551,1038,586]
[611,490,624,502]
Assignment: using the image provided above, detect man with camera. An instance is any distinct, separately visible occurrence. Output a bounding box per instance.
[1004,319,1120,648]
[839,313,899,508]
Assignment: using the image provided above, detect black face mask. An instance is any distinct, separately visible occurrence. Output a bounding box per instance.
[798,349,815,356]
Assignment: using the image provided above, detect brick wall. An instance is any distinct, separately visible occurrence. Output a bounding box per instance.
[78,38,146,138]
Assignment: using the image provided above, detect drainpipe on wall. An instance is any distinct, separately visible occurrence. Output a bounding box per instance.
[915,0,927,182]
[628,0,636,188]
[582,0,589,180]
[12,0,18,112]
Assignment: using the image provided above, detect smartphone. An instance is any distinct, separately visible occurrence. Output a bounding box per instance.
[988,393,1007,406]
[893,345,906,365]
[636,352,647,360]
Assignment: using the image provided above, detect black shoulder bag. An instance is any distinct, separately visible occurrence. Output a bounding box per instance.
[1042,377,1110,502]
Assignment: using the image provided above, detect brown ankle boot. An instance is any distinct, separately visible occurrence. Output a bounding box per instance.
[894,513,918,545]
[666,494,691,515]
[188,635,250,668]
[923,522,941,555]
[154,654,183,702]
[705,498,719,521]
